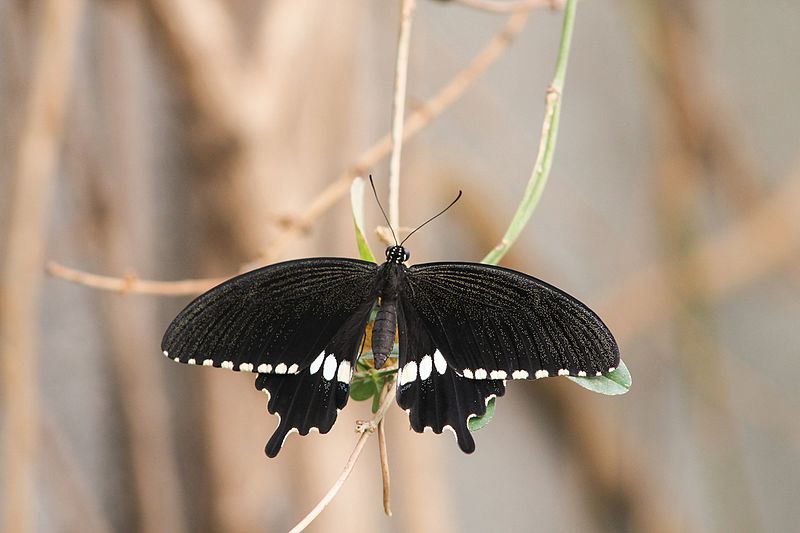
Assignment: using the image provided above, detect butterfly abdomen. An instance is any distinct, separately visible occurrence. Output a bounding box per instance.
[372,299,397,369]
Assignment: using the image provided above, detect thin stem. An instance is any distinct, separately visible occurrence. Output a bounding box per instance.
[482,0,577,265]
[378,380,393,516]
[45,261,226,295]
[287,386,397,533]
[388,0,416,233]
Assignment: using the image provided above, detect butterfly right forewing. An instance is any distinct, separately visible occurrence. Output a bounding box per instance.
[401,262,619,381]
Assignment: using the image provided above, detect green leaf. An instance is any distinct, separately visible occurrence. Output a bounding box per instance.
[468,397,496,432]
[567,359,632,395]
[350,177,377,263]
[350,378,378,402]
[371,390,381,413]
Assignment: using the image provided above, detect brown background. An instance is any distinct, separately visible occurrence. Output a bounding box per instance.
[2,1,799,532]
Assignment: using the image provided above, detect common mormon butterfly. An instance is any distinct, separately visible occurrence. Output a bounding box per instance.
[161,181,619,457]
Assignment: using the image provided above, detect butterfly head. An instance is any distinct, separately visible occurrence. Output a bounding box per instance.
[385,245,410,264]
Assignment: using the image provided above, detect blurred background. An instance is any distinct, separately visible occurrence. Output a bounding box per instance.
[2,0,799,532]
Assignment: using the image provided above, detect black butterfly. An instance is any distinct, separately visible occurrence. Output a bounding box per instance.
[161,244,619,457]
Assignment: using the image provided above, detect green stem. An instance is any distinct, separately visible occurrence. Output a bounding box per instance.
[482,0,578,265]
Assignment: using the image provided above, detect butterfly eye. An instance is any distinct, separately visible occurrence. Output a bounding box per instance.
[403,250,410,261]
[385,247,393,259]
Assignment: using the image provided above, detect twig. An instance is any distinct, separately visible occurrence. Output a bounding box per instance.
[45,261,226,295]
[48,11,531,294]
[388,0,416,233]
[0,2,85,532]
[378,380,394,516]
[482,0,577,264]
[454,0,563,13]
[287,387,397,533]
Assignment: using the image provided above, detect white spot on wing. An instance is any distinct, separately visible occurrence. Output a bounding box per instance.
[203,359,213,366]
[337,360,352,383]
[462,369,474,379]
[275,363,288,374]
[239,363,253,372]
[608,367,616,373]
[490,370,507,379]
[323,354,337,381]
[534,370,549,379]
[557,369,569,376]
[162,350,169,357]
[173,357,180,362]
[433,350,447,374]
[400,361,418,385]
[288,363,299,374]
[578,370,587,377]
[511,370,528,379]
[595,371,602,376]
[474,368,487,379]
[257,363,268,373]
[310,351,325,374]
[187,358,196,365]
[221,361,234,370]
[419,355,432,380]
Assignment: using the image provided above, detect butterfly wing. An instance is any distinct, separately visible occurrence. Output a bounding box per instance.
[161,258,377,456]
[395,297,506,453]
[402,262,619,381]
[256,297,374,456]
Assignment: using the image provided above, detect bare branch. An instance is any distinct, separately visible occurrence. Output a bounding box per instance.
[378,381,394,516]
[388,0,416,231]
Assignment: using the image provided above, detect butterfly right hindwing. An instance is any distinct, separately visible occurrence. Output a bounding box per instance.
[396,296,506,453]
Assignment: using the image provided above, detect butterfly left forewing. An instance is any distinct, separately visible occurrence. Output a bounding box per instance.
[402,262,619,381]
[396,297,506,453]
[162,258,377,373]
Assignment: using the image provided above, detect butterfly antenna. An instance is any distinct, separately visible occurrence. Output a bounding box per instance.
[400,190,463,246]
[368,175,399,245]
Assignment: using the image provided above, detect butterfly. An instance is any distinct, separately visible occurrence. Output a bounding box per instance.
[161,184,619,457]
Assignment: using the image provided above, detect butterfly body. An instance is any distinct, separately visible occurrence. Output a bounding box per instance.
[372,246,409,368]
[162,245,619,457]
